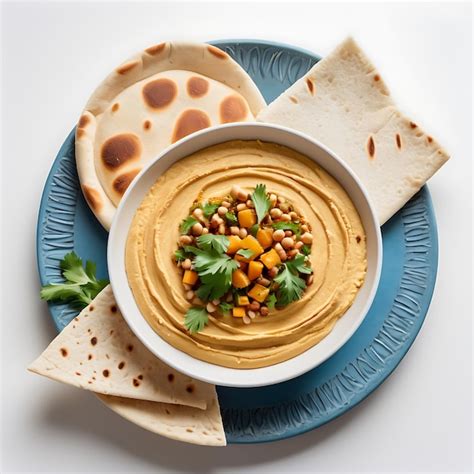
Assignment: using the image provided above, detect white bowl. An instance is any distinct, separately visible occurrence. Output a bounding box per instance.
[108,123,382,388]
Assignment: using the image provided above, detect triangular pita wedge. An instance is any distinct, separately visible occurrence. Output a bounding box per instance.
[76,41,266,230]
[257,37,449,224]
[97,393,226,446]
[28,286,214,410]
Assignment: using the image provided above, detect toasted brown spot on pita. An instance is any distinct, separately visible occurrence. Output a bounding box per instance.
[145,42,166,55]
[88,381,92,384]
[138,374,143,380]
[127,344,134,352]
[143,78,177,109]
[306,78,315,95]
[133,378,140,387]
[91,337,97,346]
[73,325,76,329]
[75,372,81,376]
[102,369,110,377]
[88,354,93,360]
[105,354,110,360]
[374,74,380,81]
[187,76,209,98]
[110,304,117,313]
[168,373,175,382]
[396,133,402,150]
[186,428,193,433]
[111,103,120,112]
[165,408,171,414]
[220,95,248,124]
[74,317,79,322]
[186,383,195,393]
[367,136,376,159]
[410,121,417,129]
[76,128,86,139]
[143,120,152,130]
[427,136,433,143]
[289,96,298,104]
[60,348,68,357]
[101,134,141,169]
[202,431,208,435]
[116,61,139,75]
[92,376,96,380]
[90,305,94,311]
[172,109,211,143]
[118,361,125,369]
[78,115,90,128]
[109,330,114,335]
[87,329,91,333]
[207,45,227,59]
[356,235,361,243]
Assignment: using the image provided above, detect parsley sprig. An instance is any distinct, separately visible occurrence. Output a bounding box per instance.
[251,184,271,223]
[40,252,109,309]
[274,255,312,306]
[184,307,209,333]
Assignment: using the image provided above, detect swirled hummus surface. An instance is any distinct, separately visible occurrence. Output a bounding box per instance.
[125,140,367,368]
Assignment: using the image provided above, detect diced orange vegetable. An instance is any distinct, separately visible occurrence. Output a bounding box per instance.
[260,248,281,269]
[248,283,270,303]
[248,261,264,280]
[239,236,264,259]
[236,295,250,306]
[238,261,248,272]
[232,269,251,288]
[232,307,246,318]
[238,209,257,228]
[226,235,242,254]
[257,228,273,249]
[182,270,198,286]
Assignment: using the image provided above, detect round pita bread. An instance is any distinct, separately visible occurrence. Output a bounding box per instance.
[75,42,266,230]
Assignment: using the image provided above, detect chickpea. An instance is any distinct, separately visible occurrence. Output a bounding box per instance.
[260,306,269,316]
[248,301,260,311]
[295,241,304,249]
[231,185,244,199]
[201,227,209,235]
[193,208,204,221]
[289,211,298,221]
[236,203,247,212]
[301,232,313,244]
[272,229,285,241]
[243,316,251,324]
[192,222,203,235]
[217,206,228,216]
[222,200,231,208]
[246,199,255,208]
[270,208,283,219]
[230,226,240,235]
[239,228,248,239]
[218,223,226,234]
[185,290,194,300]
[268,266,278,278]
[179,235,193,245]
[211,299,221,306]
[248,310,256,319]
[206,302,217,313]
[288,249,300,258]
[301,224,309,233]
[192,297,203,305]
[277,196,285,203]
[182,258,192,270]
[257,277,271,287]
[307,275,314,286]
[269,194,278,205]
[284,230,293,237]
[279,252,288,262]
[281,237,294,249]
[183,283,192,291]
[280,213,291,221]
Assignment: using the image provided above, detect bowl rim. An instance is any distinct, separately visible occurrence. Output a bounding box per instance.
[108,122,383,387]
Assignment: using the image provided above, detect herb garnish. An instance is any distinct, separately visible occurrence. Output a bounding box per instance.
[251,184,271,223]
[201,202,219,218]
[196,234,229,253]
[184,307,209,333]
[236,248,255,259]
[274,255,312,306]
[40,252,109,309]
[225,212,238,225]
[180,216,198,234]
[272,221,300,234]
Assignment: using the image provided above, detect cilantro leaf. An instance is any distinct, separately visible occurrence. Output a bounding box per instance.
[274,266,306,306]
[180,216,198,234]
[301,244,312,256]
[201,202,219,218]
[40,252,109,309]
[184,307,209,333]
[286,254,313,275]
[251,184,271,223]
[174,249,187,261]
[236,248,254,259]
[266,293,277,310]
[218,302,234,315]
[196,234,229,253]
[249,224,259,237]
[272,221,300,233]
[225,212,238,225]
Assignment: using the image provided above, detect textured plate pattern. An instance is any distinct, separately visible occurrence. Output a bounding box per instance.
[36,40,438,444]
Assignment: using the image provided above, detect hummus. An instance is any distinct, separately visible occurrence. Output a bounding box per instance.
[125,140,367,369]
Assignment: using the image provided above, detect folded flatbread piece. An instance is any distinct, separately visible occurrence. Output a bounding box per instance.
[28,286,215,410]
[76,41,266,230]
[98,394,226,446]
[257,37,449,224]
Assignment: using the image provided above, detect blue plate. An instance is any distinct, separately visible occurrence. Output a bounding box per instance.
[36,40,439,444]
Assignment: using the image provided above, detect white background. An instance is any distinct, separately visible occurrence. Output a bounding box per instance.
[1,1,472,473]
